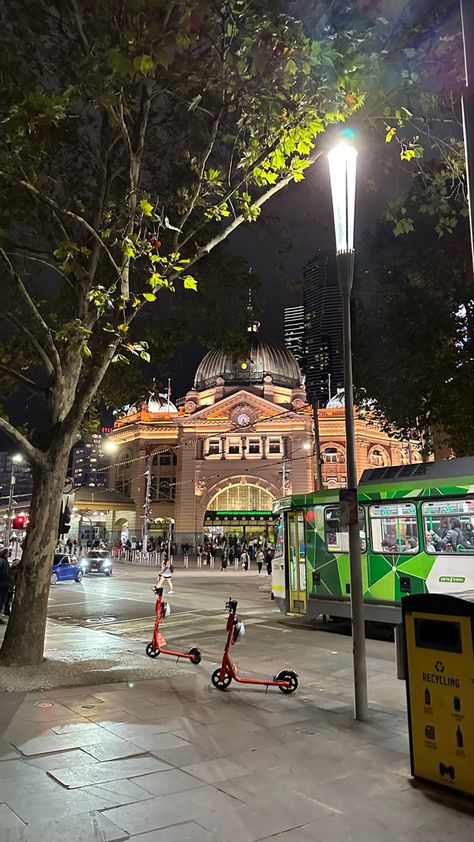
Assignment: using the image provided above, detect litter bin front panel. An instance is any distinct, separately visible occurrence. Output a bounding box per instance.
[404,609,474,796]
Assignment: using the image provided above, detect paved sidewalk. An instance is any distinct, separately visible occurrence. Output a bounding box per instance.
[1,660,473,841]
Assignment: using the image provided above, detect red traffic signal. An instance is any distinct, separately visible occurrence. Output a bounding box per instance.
[12,514,28,530]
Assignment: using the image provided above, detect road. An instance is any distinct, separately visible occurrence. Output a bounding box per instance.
[47,562,406,710]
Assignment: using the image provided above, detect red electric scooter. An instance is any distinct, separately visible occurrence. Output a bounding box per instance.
[146,587,201,664]
[211,598,298,693]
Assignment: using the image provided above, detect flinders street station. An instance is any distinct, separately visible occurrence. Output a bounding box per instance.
[72,320,422,547]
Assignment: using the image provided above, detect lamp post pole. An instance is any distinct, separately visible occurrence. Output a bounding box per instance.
[5,454,23,550]
[328,141,368,722]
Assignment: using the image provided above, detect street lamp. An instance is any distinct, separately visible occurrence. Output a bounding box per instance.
[5,453,23,550]
[328,140,368,721]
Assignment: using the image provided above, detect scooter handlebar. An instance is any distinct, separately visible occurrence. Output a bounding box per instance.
[225,598,238,613]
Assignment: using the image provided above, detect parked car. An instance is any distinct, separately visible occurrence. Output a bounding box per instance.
[80,550,113,576]
[51,554,83,585]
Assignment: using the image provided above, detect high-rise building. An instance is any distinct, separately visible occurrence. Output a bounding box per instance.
[302,251,343,405]
[284,305,304,363]
[0,453,33,505]
[71,432,110,488]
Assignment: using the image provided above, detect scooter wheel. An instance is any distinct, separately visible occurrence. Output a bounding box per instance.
[146,643,160,658]
[211,668,232,690]
[275,669,298,694]
[188,647,202,665]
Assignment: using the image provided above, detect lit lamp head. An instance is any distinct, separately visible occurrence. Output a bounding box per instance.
[327,141,357,255]
[12,453,23,464]
[103,440,118,454]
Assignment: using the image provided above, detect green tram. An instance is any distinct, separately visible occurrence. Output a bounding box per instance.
[271,457,474,625]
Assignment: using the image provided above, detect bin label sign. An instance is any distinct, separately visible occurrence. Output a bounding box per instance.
[404,609,474,797]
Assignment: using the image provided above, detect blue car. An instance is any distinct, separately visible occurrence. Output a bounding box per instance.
[51,554,83,585]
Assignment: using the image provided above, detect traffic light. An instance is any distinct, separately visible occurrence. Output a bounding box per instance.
[58,502,71,537]
[12,514,28,530]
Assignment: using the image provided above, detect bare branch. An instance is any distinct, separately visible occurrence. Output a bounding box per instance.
[0,416,44,467]
[0,363,45,391]
[70,0,89,51]
[0,248,62,375]
[0,171,122,278]
[0,314,54,376]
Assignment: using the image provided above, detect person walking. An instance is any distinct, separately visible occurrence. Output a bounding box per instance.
[265,547,274,576]
[0,548,11,623]
[241,548,250,572]
[183,546,189,569]
[196,544,203,568]
[157,553,174,594]
[256,548,264,574]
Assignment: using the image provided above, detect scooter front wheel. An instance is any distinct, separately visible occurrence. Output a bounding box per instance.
[188,647,202,665]
[146,643,160,658]
[274,669,298,694]
[211,668,232,690]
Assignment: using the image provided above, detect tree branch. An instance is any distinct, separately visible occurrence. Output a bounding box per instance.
[0,172,122,278]
[183,149,324,270]
[0,363,45,392]
[0,417,44,467]
[0,314,54,376]
[0,248,62,376]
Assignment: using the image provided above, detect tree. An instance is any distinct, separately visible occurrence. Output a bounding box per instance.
[0,0,368,665]
[353,169,474,454]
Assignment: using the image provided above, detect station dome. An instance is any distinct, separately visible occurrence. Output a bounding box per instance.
[194,323,302,390]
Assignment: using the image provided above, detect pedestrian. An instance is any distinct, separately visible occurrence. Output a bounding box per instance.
[183,547,189,569]
[265,548,274,576]
[256,548,264,574]
[221,549,228,571]
[0,548,11,623]
[157,553,174,594]
[241,548,250,572]
[196,544,203,568]
[210,544,216,569]
[5,558,20,616]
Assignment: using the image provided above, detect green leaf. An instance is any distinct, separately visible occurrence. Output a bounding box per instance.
[183,275,197,291]
[133,54,155,75]
[140,198,153,217]
[285,59,298,75]
[140,350,151,363]
[81,345,92,358]
[143,292,156,302]
[107,48,134,77]
[385,127,396,143]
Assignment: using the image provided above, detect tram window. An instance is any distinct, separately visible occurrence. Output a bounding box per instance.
[324,507,366,553]
[422,500,474,553]
[370,503,419,554]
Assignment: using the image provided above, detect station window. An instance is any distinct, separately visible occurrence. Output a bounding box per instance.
[324,507,366,553]
[369,503,419,554]
[159,478,175,500]
[160,453,171,465]
[324,447,344,464]
[248,438,261,455]
[422,499,474,553]
[207,439,220,456]
[228,438,240,455]
[268,438,281,454]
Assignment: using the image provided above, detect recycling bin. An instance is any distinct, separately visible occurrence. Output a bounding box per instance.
[402,594,474,798]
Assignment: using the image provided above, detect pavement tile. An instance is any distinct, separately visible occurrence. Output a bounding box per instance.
[197,791,338,842]
[128,732,191,752]
[127,821,217,841]
[398,812,474,842]
[0,743,20,762]
[13,726,108,756]
[0,810,127,841]
[82,738,147,762]
[25,749,100,771]
[133,768,205,796]
[150,743,221,768]
[0,803,25,831]
[48,754,170,788]
[300,768,410,813]
[104,786,236,835]
[183,757,251,784]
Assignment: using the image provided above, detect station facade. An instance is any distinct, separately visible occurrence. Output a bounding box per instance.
[83,321,421,548]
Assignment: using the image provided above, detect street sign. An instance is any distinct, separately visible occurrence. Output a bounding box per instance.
[63,477,74,495]
[339,488,358,526]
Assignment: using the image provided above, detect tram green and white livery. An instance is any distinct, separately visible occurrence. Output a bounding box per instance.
[271,457,474,624]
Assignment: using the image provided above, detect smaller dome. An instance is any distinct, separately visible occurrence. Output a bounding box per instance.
[125,392,178,416]
[326,388,345,408]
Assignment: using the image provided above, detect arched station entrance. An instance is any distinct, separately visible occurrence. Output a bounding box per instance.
[203,482,278,544]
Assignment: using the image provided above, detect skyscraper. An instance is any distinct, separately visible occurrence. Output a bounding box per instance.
[283,305,304,363]
[71,432,110,488]
[302,251,343,405]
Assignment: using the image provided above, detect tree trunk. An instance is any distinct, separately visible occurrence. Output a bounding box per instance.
[0,444,71,666]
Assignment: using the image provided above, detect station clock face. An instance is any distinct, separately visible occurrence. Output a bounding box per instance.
[237,412,251,427]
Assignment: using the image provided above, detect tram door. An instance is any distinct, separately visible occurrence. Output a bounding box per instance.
[287,511,307,614]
